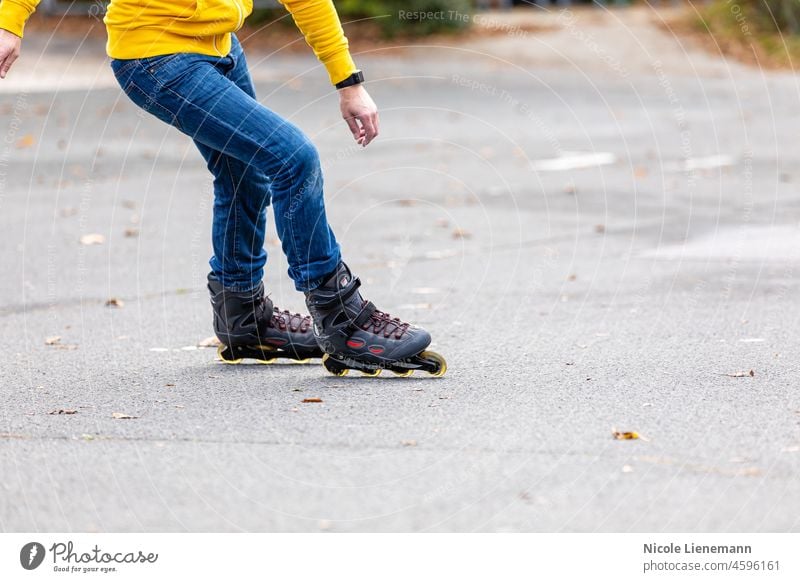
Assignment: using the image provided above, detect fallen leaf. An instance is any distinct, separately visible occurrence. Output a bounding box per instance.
[452,228,472,239]
[435,218,450,228]
[302,397,323,403]
[49,409,77,415]
[45,336,62,346]
[16,134,35,149]
[567,274,577,281]
[401,440,417,447]
[396,199,417,207]
[197,336,221,348]
[105,297,125,308]
[722,370,755,378]
[595,224,606,233]
[59,207,78,217]
[124,227,139,238]
[111,412,137,420]
[612,429,640,441]
[79,233,106,246]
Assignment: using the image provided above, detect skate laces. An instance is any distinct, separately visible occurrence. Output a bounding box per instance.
[271,307,312,334]
[362,302,409,339]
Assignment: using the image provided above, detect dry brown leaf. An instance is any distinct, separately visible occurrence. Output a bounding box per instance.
[612,430,640,441]
[45,336,62,346]
[124,227,139,238]
[452,228,472,239]
[435,218,450,228]
[723,370,755,378]
[49,409,77,415]
[197,336,221,348]
[105,297,124,308]
[401,440,417,447]
[111,412,137,420]
[16,134,35,149]
[595,224,606,234]
[302,397,323,403]
[79,233,106,246]
[396,199,417,207]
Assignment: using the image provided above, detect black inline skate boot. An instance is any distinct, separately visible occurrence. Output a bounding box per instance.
[304,262,446,377]
[208,274,323,364]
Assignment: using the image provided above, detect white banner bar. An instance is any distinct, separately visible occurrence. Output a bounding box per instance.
[1,533,797,581]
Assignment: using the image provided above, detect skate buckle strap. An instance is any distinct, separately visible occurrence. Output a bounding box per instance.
[312,276,362,310]
[330,300,377,348]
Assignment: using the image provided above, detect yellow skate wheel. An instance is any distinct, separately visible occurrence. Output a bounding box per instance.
[217,345,243,365]
[420,351,447,377]
[322,354,349,377]
[361,368,382,377]
[392,369,413,377]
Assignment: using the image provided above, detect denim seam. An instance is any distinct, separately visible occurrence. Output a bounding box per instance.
[225,155,245,280]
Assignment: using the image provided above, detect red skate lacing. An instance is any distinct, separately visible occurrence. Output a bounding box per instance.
[271,308,312,334]
[362,305,409,339]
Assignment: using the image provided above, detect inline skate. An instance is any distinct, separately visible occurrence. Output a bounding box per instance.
[208,274,323,364]
[304,262,446,377]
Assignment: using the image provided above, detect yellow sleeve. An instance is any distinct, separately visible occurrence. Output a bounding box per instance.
[0,0,40,38]
[279,0,357,85]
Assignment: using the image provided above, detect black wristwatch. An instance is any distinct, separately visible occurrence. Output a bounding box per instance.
[335,70,364,90]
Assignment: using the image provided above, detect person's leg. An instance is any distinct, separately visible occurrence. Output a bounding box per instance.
[110,40,340,292]
[192,36,270,291]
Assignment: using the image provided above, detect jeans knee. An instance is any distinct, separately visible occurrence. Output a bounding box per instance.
[291,138,321,181]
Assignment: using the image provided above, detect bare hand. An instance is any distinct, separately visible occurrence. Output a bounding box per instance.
[0,28,21,79]
[339,84,379,147]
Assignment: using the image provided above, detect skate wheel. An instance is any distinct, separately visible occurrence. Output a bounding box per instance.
[420,351,447,377]
[322,354,349,377]
[391,369,413,377]
[217,345,243,365]
[361,368,382,377]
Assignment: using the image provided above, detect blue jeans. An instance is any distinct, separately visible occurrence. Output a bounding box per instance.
[110,36,341,292]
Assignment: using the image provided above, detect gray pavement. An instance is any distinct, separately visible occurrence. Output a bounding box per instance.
[1,8,800,532]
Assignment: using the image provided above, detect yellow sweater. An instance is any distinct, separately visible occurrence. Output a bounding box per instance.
[0,0,357,84]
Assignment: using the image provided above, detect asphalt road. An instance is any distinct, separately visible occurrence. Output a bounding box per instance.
[1,8,799,532]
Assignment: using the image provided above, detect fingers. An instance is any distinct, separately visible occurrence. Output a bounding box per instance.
[0,50,18,79]
[344,115,361,141]
[357,112,378,146]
